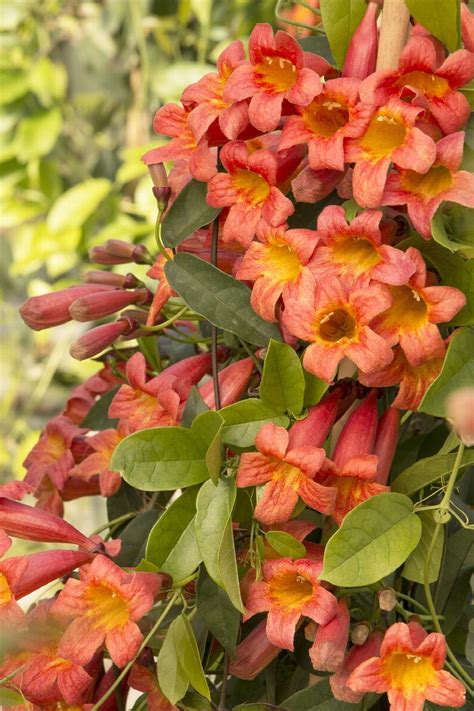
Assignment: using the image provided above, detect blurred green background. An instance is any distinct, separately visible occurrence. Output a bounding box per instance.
[0,0,282,494]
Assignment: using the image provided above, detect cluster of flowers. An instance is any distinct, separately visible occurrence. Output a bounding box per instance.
[3,4,473,710]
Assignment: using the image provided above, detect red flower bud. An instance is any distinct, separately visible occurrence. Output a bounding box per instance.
[148,161,168,188]
[342,0,379,79]
[89,240,153,266]
[374,407,400,484]
[461,2,474,52]
[69,288,149,322]
[70,318,138,361]
[152,185,172,212]
[82,270,140,288]
[19,285,113,331]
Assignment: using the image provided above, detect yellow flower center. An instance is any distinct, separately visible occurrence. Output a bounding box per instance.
[318,308,357,343]
[43,433,68,462]
[330,235,381,275]
[360,111,407,160]
[85,582,129,631]
[263,241,302,283]
[383,286,428,329]
[301,96,350,137]
[401,165,453,200]
[396,70,450,98]
[383,652,437,694]
[269,570,314,608]
[233,169,271,206]
[0,573,12,606]
[255,55,297,93]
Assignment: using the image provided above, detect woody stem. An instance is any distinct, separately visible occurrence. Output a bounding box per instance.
[90,590,182,711]
[376,0,411,70]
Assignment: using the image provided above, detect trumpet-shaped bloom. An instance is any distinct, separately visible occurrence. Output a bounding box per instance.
[109,351,212,431]
[0,481,31,556]
[69,426,128,497]
[146,251,174,326]
[291,163,344,203]
[128,663,179,711]
[182,40,248,141]
[198,357,254,409]
[51,554,163,668]
[282,273,393,382]
[229,620,281,680]
[309,206,415,286]
[347,622,466,710]
[360,343,446,411]
[279,78,371,172]
[244,556,338,650]
[206,141,294,247]
[236,423,336,525]
[331,631,384,702]
[142,104,216,182]
[382,131,474,238]
[309,598,350,672]
[360,35,474,134]
[223,23,326,132]
[345,99,436,208]
[370,247,466,367]
[23,416,81,493]
[236,222,319,321]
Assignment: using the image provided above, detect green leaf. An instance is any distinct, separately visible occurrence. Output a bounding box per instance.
[110,425,210,491]
[321,493,422,587]
[220,399,289,448]
[265,531,306,560]
[431,206,474,259]
[260,340,305,415]
[158,614,210,704]
[298,36,335,66]
[29,57,67,106]
[195,478,244,612]
[161,180,221,248]
[114,510,159,567]
[405,0,461,52]
[435,528,474,615]
[181,387,210,428]
[392,450,474,496]
[319,0,367,68]
[399,236,474,326]
[197,569,241,655]
[165,254,282,347]
[47,178,112,233]
[192,410,224,484]
[403,512,444,584]
[146,487,202,584]
[81,387,119,429]
[303,367,328,407]
[420,328,474,416]
[14,108,62,160]
[0,687,25,706]
[284,677,359,710]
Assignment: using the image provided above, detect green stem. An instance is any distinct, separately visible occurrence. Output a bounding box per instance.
[423,443,473,691]
[154,216,171,259]
[91,512,135,537]
[294,0,321,15]
[395,592,432,616]
[142,306,188,333]
[275,0,326,32]
[90,590,181,711]
[238,338,263,374]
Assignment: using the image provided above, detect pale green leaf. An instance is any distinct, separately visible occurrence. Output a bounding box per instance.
[14,108,62,160]
[319,0,367,68]
[265,531,306,559]
[47,178,112,233]
[158,614,210,703]
[260,339,305,415]
[405,0,461,51]
[392,449,474,496]
[220,399,289,448]
[403,512,444,584]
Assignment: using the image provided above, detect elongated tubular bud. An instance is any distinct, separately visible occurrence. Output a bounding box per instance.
[332,391,378,468]
[19,285,114,331]
[374,407,400,484]
[0,497,97,550]
[229,620,281,680]
[89,240,153,266]
[69,288,149,321]
[310,599,350,672]
[288,389,342,449]
[70,318,138,361]
[199,358,254,409]
[2,549,93,599]
[461,2,474,52]
[82,271,141,288]
[342,1,379,79]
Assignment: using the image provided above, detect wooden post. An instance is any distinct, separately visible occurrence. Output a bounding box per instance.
[376,0,411,70]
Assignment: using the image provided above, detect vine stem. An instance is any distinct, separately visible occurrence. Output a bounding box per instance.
[423,442,474,692]
[218,652,229,711]
[91,512,135,537]
[90,590,181,711]
[376,0,411,70]
[142,306,188,333]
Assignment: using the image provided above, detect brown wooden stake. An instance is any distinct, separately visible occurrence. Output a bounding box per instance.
[376,0,411,70]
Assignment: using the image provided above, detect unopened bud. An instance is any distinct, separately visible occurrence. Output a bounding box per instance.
[148,162,168,188]
[69,289,150,322]
[446,387,474,447]
[89,240,153,266]
[19,285,114,331]
[70,319,138,360]
[342,0,379,79]
[378,587,397,612]
[461,2,474,52]
[351,622,370,646]
[152,186,171,213]
[81,271,141,288]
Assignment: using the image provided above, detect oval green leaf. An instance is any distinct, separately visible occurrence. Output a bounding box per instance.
[197,570,240,656]
[165,254,282,347]
[392,449,474,496]
[320,493,422,587]
[405,0,461,52]
[260,339,305,415]
[110,426,209,491]
[161,179,221,248]
[220,399,289,448]
[319,0,367,68]
[265,531,306,560]
[402,511,444,584]
[47,178,111,233]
